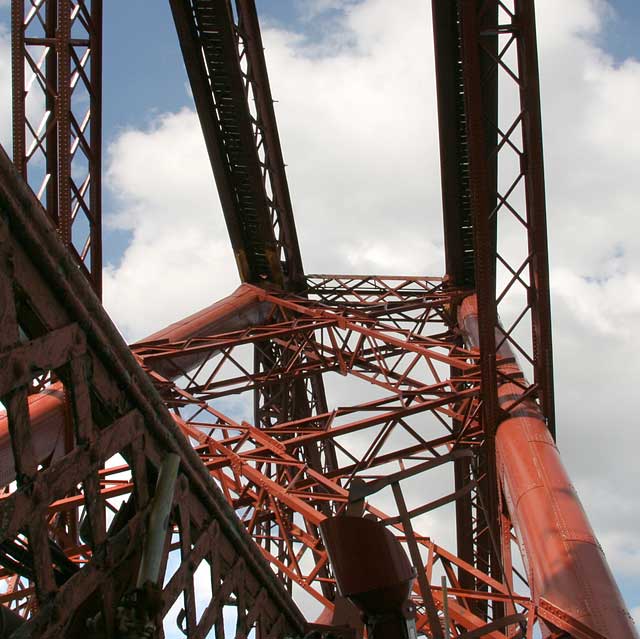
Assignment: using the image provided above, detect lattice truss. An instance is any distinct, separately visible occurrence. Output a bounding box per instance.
[128,275,595,638]
[0,225,580,638]
[0,0,632,638]
[0,155,304,638]
[11,0,102,294]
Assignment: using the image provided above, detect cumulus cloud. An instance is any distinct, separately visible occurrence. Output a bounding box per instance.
[0,0,633,623]
[101,0,640,613]
[103,109,239,339]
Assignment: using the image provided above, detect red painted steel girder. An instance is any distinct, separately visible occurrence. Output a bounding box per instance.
[0,384,66,487]
[168,4,337,594]
[0,148,306,637]
[3,0,636,637]
[432,0,556,604]
[0,269,625,637]
[130,284,507,633]
[459,295,638,638]
[169,0,304,290]
[11,0,103,296]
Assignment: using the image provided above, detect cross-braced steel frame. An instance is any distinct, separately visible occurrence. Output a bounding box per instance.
[1,0,638,638]
[11,0,102,296]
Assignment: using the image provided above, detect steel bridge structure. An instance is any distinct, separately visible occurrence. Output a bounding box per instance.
[0,1,637,638]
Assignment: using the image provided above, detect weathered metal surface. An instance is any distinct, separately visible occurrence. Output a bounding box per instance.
[0,147,305,637]
[169,5,335,598]
[169,0,304,289]
[11,0,103,296]
[0,268,614,636]
[2,1,635,638]
[432,1,556,611]
[459,294,638,638]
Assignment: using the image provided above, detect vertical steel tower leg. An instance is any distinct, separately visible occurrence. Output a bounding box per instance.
[11,0,103,296]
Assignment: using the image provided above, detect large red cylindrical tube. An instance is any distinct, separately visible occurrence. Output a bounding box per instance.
[458,295,638,637]
[0,384,66,487]
[138,283,272,344]
[0,285,272,486]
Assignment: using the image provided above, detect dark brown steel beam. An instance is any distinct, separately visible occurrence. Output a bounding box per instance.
[515,0,555,436]
[11,0,103,297]
[432,0,501,608]
[170,0,307,290]
[236,0,305,291]
[432,0,474,288]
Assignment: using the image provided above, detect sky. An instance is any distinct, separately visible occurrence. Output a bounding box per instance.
[1,0,640,632]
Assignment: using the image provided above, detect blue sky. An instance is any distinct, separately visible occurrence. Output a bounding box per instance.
[86,0,640,264]
[2,0,638,264]
[1,0,640,632]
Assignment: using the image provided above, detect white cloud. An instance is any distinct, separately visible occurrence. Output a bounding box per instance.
[4,0,636,624]
[103,109,240,339]
[295,0,360,20]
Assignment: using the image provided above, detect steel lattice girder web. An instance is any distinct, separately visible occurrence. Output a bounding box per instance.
[0,198,634,637]
[2,0,638,636]
[0,149,304,638]
[11,0,103,297]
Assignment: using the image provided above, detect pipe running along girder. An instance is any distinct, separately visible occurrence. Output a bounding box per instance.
[458,294,638,638]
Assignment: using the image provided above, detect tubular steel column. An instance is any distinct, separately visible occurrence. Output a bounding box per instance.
[433,0,556,615]
[11,0,103,297]
[0,147,305,639]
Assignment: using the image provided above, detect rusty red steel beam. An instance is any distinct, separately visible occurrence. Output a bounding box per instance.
[154,375,477,468]
[167,1,337,597]
[0,147,306,637]
[514,0,555,437]
[132,276,475,608]
[0,280,605,636]
[11,0,103,297]
[458,294,638,638]
[3,400,521,637]
[0,296,473,536]
[133,283,275,378]
[132,299,477,403]
[170,0,304,289]
[1,278,471,607]
[433,1,557,609]
[0,385,66,487]
[431,1,474,289]
[457,4,502,602]
[3,0,612,636]
[129,284,488,621]
[131,299,518,633]
[431,0,487,590]
[235,0,305,290]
